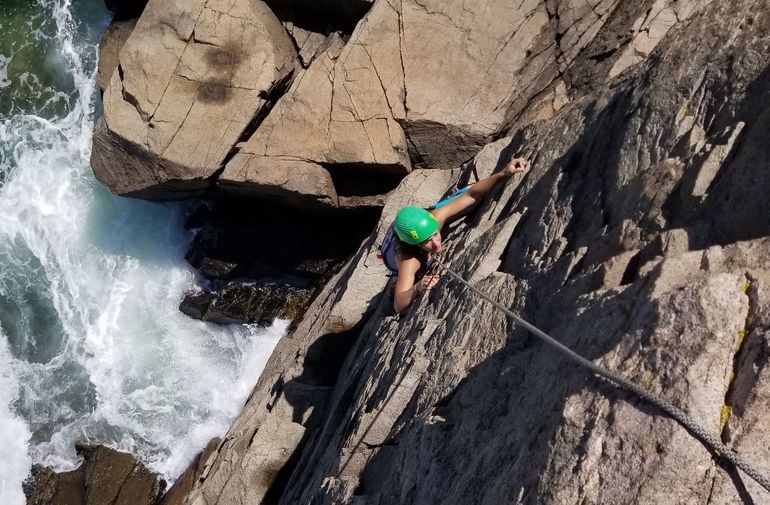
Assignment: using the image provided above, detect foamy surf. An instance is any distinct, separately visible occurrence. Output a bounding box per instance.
[0,1,285,502]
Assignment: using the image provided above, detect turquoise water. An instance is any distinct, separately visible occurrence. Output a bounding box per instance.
[0,2,285,502]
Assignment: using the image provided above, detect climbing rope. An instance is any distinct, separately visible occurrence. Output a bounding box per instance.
[433,257,770,493]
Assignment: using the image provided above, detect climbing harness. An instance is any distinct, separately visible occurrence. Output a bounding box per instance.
[379,224,400,273]
[433,257,770,493]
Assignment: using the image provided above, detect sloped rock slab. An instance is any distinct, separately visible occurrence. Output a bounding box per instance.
[96,19,137,91]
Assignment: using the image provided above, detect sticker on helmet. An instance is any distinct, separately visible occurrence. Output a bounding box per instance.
[410,230,419,240]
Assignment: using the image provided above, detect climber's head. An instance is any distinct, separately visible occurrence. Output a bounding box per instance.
[394,207,442,252]
[419,229,442,253]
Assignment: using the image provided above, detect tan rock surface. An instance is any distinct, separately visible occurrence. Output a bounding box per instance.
[96,19,137,92]
[219,29,411,201]
[226,0,720,194]
[228,0,556,177]
[93,0,723,206]
[91,0,298,198]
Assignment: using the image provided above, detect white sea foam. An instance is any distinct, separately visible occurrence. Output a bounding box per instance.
[0,1,285,502]
[0,54,11,89]
[0,331,32,505]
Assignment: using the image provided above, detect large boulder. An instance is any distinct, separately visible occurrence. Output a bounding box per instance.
[390,0,713,167]
[179,0,770,503]
[91,0,298,199]
[218,31,411,206]
[220,0,709,203]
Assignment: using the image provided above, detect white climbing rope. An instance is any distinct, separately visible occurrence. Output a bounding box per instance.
[433,257,770,493]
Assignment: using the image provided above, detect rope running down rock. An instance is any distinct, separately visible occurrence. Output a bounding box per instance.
[433,257,770,493]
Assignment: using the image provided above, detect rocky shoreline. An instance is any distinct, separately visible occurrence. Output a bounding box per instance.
[25,0,770,503]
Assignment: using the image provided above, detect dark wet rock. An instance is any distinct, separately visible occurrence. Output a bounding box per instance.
[103,0,148,21]
[178,291,216,321]
[194,257,239,281]
[180,198,379,326]
[24,444,165,505]
[180,283,313,327]
[184,199,378,279]
[198,282,313,326]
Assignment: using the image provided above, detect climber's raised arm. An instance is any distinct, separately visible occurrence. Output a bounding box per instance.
[431,157,529,226]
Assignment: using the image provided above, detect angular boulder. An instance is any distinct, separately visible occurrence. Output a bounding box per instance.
[92,0,708,207]
[219,32,411,207]
[223,0,700,201]
[91,0,298,199]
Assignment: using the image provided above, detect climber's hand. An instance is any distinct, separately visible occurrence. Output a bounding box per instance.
[416,274,440,293]
[504,157,529,175]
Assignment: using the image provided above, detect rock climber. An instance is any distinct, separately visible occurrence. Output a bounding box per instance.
[382,157,529,313]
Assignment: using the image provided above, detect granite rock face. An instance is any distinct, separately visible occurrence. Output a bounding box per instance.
[218,32,411,207]
[179,0,770,503]
[96,19,137,92]
[93,0,713,208]
[178,168,460,505]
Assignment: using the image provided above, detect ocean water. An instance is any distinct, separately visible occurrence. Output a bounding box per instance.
[0,1,286,503]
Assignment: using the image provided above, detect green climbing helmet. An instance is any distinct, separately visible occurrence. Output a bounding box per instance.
[393,207,439,245]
